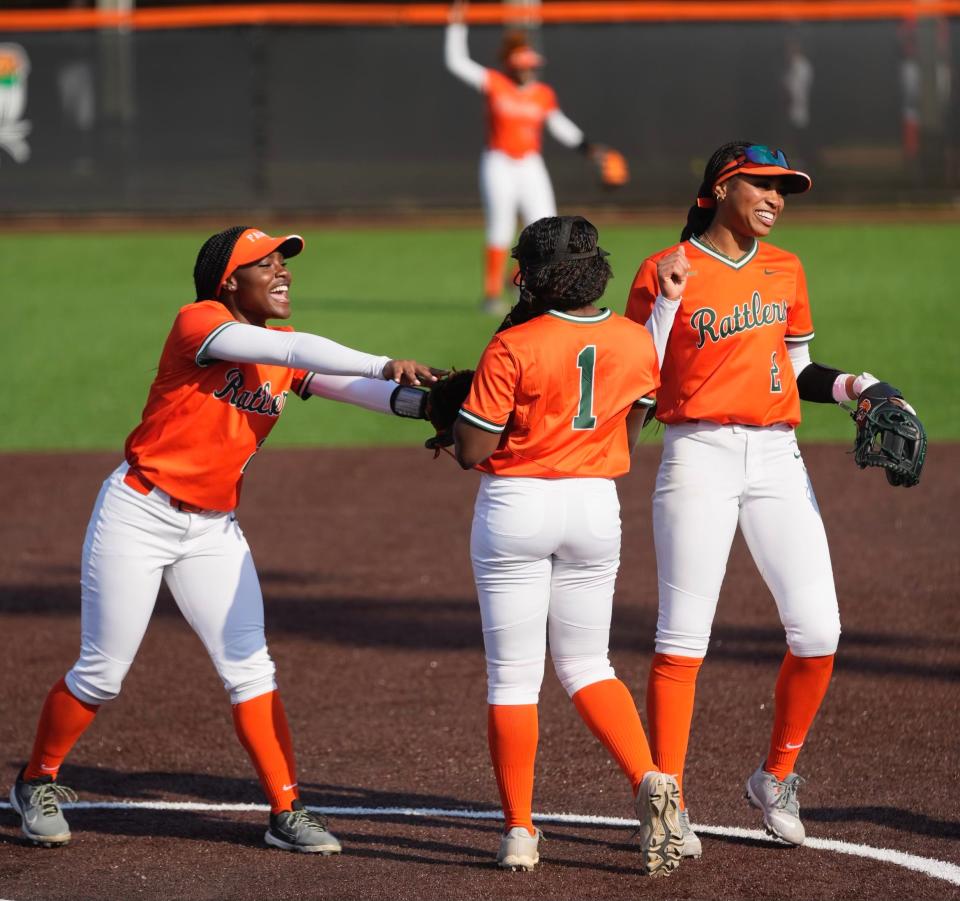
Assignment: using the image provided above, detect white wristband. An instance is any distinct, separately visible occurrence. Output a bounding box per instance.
[852,372,879,397]
[832,374,855,404]
[832,371,879,404]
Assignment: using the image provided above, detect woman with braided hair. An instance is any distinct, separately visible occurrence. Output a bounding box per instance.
[626,141,918,857]
[452,215,684,876]
[9,225,437,854]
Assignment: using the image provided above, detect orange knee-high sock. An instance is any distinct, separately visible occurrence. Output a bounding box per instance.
[232,690,299,814]
[484,246,509,299]
[646,653,704,808]
[488,704,538,836]
[23,677,99,781]
[572,678,655,795]
[765,651,835,780]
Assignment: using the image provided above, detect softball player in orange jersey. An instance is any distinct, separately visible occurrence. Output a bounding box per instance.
[445,1,605,314]
[8,226,437,854]
[453,216,683,877]
[626,142,918,855]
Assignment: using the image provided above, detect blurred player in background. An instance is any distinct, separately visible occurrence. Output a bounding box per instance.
[444,1,627,315]
[8,226,436,854]
[626,142,919,857]
[453,216,683,877]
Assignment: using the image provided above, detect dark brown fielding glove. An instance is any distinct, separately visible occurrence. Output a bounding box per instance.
[424,369,475,454]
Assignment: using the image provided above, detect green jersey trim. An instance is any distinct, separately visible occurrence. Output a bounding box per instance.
[690,235,758,270]
[195,320,238,367]
[458,408,506,433]
[546,308,613,324]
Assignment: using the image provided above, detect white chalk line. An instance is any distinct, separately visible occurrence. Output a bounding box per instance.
[1,800,958,887]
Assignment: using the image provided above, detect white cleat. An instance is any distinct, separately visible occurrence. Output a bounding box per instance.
[635,771,684,876]
[745,765,806,846]
[680,809,703,859]
[496,826,541,871]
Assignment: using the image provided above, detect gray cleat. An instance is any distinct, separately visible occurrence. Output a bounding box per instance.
[745,765,806,846]
[496,826,541,871]
[9,767,77,847]
[264,800,342,854]
[635,771,684,876]
[680,809,703,858]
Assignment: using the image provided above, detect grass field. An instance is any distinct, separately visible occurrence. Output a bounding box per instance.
[5,220,957,450]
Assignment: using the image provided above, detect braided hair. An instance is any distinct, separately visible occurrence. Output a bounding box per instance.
[680,141,754,242]
[193,225,252,301]
[511,216,612,316]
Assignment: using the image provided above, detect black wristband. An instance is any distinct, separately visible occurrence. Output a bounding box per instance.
[796,362,844,404]
[859,380,903,403]
[390,385,428,419]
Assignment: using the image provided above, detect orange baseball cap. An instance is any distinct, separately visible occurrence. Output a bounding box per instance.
[218,228,304,293]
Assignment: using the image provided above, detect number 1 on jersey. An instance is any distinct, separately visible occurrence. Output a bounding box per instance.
[573,345,597,430]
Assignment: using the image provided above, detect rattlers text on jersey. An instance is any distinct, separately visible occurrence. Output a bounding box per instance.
[460,309,659,478]
[124,301,310,512]
[484,69,558,159]
[626,237,814,427]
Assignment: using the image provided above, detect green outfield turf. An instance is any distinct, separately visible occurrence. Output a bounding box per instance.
[5,220,957,451]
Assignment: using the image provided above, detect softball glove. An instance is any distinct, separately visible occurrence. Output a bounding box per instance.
[851,381,927,487]
[592,146,630,189]
[424,368,475,453]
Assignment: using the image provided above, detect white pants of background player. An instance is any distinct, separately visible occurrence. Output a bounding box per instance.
[471,475,622,705]
[653,423,841,659]
[65,463,275,706]
[481,150,557,248]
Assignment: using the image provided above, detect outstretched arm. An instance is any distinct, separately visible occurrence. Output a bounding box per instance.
[445,3,487,91]
[304,374,428,418]
[200,322,437,386]
[545,110,585,148]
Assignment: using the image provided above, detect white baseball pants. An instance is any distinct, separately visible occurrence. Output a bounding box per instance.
[480,150,557,248]
[652,423,841,659]
[470,475,621,705]
[65,464,276,706]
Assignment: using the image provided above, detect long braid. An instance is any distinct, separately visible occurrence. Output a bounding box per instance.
[680,141,754,242]
[193,225,252,301]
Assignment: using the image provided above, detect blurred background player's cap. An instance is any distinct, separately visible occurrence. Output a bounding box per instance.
[500,30,544,69]
[218,229,304,292]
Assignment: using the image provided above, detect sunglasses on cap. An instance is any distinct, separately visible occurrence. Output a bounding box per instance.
[714,145,791,182]
[742,145,790,167]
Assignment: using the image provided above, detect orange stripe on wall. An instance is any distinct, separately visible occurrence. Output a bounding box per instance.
[1,1,959,32]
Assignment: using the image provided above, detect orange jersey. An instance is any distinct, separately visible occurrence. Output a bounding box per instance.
[625,237,814,427]
[484,69,558,158]
[460,309,659,478]
[124,301,310,512]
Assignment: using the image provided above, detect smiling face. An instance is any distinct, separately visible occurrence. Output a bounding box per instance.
[220,251,292,327]
[716,174,787,238]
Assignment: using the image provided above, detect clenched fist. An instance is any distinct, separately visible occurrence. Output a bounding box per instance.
[657,245,690,301]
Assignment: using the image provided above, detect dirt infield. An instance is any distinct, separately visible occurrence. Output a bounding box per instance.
[1,446,958,901]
